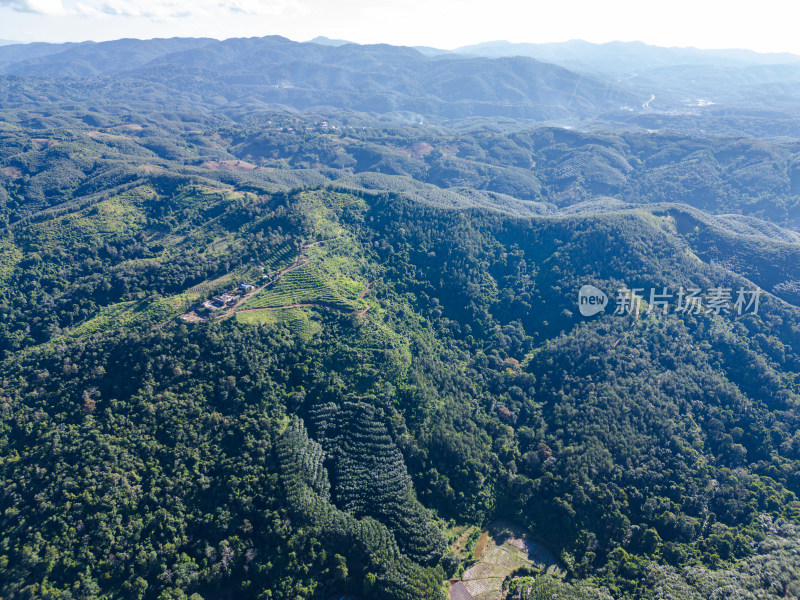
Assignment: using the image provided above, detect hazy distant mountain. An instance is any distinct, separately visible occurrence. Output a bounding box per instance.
[0,37,216,78]
[306,36,449,56]
[309,35,353,46]
[0,35,642,121]
[455,39,800,74]
[6,35,800,133]
[411,45,452,56]
[454,39,800,117]
[0,41,87,71]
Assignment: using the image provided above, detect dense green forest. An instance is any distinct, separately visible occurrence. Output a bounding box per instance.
[3,36,800,600]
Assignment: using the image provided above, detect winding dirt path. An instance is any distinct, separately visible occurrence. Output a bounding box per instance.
[355,278,378,316]
[358,280,373,299]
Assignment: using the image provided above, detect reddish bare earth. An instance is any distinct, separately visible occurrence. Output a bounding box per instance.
[138,165,165,174]
[398,141,434,158]
[31,138,60,149]
[113,124,144,132]
[200,160,258,171]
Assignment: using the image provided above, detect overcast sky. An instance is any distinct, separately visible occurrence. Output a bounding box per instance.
[1,0,799,54]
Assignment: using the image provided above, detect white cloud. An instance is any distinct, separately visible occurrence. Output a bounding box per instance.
[0,0,64,15]
[73,0,190,18]
[10,0,305,18]
[220,0,303,16]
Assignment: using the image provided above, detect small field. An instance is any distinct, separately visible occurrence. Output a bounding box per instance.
[240,263,366,312]
[235,306,322,339]
[456,521,559,600]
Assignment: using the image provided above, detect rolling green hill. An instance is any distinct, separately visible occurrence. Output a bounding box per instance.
[3,37,800,600]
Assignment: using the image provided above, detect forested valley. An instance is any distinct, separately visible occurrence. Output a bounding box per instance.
[2,36,800,600]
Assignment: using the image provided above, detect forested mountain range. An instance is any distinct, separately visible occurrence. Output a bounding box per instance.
[2,35,800,600]
[453,40,800,138]
[0,36,635,121]
[5,35,800,137]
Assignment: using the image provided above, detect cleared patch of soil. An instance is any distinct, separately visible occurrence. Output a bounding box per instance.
[31,138,60,149]
[179,312,205,323]
[113,124,144,132]
[138,165,165,173]
[200,159,257,171]
[398,141,434,158]
[459,520,559,600]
